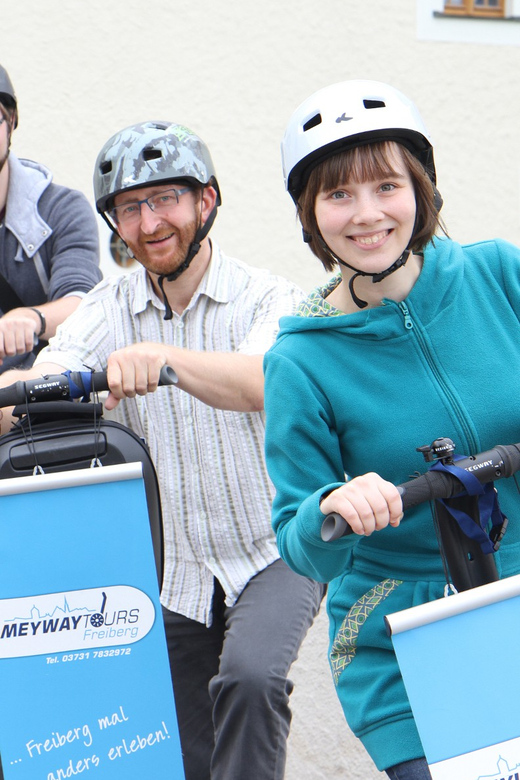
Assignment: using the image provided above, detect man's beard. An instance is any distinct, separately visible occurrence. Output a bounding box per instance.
[126,217,198,277]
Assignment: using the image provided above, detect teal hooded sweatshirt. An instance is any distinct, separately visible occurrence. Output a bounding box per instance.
[264,237,520,771]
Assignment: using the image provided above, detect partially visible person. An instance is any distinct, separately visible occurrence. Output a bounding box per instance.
[0,120,324,780]
[263,79,520,780]
[0,63,101,372]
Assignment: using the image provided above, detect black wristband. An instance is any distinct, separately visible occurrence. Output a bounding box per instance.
[29,307,46,338]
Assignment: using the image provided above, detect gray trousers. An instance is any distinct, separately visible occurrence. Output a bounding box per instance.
[386,759,432,779]
[162,559,325,780]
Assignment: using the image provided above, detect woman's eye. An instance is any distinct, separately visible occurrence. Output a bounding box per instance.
[330,190,348,200]
[379,183,396,192]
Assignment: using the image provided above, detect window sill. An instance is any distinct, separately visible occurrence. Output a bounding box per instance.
[434,11,520,20]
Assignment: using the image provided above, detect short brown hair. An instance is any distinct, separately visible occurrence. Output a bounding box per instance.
[297,141,445,272]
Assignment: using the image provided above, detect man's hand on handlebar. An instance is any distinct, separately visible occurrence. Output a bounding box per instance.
[0,309,44,362]
[104,344,173,411]
[320,473,404,537]
[0,355,178,433]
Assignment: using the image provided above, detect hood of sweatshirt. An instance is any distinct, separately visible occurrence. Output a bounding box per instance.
[275,237,466,343]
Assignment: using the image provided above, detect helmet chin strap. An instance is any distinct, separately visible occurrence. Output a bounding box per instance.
[315,231,411,309]
[338,249,411,309]
[157,197,217,321]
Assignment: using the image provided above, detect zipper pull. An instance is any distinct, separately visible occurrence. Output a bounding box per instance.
[399,302,413,330]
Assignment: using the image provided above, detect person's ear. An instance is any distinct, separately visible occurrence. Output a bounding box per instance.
[200,186,218,224]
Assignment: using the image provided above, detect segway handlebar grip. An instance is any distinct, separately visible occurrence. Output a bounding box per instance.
[0,365,178,407]
[397,470,461,510]
[320,442,520,541]
[320,512,354,541]
[69,365,179,396]
[0,379,31,408]
[320,470,474,542]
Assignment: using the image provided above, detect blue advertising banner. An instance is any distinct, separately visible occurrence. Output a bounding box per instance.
[0,463,185,780]
[386,575,520,780]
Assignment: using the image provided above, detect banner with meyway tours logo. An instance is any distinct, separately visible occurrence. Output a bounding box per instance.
[385,575,520,780]
[0,463,185,780]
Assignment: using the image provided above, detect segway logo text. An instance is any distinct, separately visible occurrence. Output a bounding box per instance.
[465,460,493,472]
[33,381,61,390]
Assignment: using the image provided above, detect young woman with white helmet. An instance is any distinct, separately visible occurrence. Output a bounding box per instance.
[263,80,520,779]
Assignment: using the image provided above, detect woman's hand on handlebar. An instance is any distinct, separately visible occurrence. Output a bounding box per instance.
[319,473,404,536]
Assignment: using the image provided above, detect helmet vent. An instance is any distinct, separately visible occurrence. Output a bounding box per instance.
[100,161,112,175]
[302,113,322,132]
[363,99,385,109]
[143,148,163,161]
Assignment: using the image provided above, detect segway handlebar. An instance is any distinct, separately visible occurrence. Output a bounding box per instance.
[320,442,520,542]
[0,365,178,408]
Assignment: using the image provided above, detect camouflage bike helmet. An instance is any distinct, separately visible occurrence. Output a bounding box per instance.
[0,64,18,128]
[93,121,221,319]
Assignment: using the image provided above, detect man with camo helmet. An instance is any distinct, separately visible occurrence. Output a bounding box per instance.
[0,119,324,780]
[94,121,221,318]
[0,63,101,373]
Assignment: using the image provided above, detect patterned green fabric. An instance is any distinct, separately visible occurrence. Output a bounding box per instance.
[330,578,403,685]
[296,274,343,318]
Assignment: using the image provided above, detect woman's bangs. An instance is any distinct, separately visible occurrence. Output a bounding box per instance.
[319,142,403,191]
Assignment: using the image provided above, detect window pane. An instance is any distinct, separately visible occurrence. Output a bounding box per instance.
[444,0,503,12]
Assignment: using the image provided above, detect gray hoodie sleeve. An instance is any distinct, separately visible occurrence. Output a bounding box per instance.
[36,182,102,301]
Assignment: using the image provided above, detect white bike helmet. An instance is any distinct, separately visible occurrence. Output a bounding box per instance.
[282,79,435,204]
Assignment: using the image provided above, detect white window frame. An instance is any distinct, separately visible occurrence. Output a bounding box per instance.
[417,0,520,45]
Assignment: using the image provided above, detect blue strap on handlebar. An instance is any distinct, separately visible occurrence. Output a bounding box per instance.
[429,456,507,554]
[62,370,92,402]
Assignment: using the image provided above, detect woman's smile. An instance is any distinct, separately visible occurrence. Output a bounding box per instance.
[349,229,391,248]
[314,145,417,276]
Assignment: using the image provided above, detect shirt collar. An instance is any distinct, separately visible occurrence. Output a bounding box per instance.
[130,241,231,317]
[195,242,233,305]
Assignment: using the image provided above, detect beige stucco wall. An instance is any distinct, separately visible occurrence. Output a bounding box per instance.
[3,2,520,777]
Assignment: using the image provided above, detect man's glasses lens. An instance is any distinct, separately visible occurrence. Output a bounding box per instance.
[110,187,190,225]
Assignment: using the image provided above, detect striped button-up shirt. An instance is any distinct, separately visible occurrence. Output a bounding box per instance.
[36,244,304,624]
